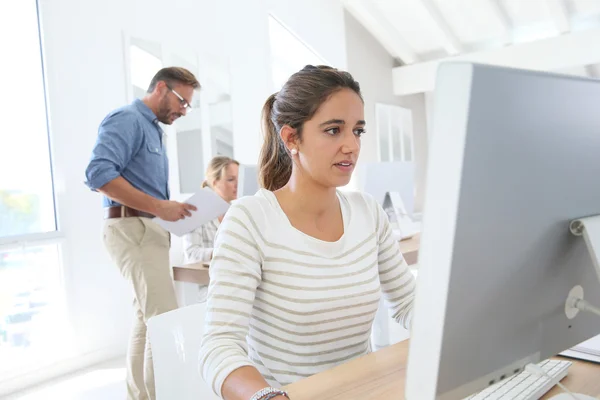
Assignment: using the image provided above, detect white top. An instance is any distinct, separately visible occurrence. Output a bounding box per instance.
[199,189,416,396]
[182,218,220,264]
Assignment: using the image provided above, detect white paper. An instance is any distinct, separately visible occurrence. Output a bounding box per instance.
[560,349,600,363]
[560,334,600,363]
[571,334,600,356]
[153,188,230,237]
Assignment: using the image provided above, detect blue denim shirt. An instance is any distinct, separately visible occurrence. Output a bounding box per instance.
[85,99,170,207]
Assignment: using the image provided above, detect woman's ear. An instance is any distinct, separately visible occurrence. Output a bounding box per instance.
[280,125,298,151]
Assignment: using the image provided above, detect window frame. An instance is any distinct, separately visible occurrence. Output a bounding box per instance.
[0,0,61,249]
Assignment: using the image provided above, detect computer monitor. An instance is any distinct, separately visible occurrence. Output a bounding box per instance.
[237,164,260,197]
[406,63,600,400]
[359,161,415,215]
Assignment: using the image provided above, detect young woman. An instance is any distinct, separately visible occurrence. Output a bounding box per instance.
[182,156,239,264]
[199,66,416,400]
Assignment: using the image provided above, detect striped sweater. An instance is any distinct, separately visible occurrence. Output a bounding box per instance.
[199,189,416,397]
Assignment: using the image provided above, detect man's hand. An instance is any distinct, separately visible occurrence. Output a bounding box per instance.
[154,200,197,221]
[98,177,198,220]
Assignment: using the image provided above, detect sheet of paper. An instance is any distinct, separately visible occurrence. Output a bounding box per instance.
[153,188,230,237]
[572,334,600,356]
[560,334,600,363]
[560,348,600,363]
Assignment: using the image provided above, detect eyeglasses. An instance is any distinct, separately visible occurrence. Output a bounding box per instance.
[167,85,192,112]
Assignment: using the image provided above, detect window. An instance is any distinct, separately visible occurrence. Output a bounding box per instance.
[126,38,209,194]
[0,1,69,387]
[0,0,56,239]
[376,104,414,162]
[129,38,163,101]
[0,244,67,381]
[268,15,328,90]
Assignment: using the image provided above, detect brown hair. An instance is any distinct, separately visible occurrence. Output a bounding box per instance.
[202,156,239,189]
[147,67,201,92]
[259,65,362,191]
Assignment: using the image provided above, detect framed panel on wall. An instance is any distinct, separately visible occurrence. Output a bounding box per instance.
[122,33,234,196]
[375,103,414,163]
[204,54,234,161]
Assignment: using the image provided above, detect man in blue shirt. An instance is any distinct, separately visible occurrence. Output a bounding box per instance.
[85,67,200,400]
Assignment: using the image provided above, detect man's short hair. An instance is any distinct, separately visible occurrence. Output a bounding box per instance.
[147,67,201,93]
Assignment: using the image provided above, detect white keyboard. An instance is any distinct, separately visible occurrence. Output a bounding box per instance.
[465,359,572,400]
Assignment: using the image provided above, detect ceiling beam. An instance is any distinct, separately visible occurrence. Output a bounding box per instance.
[418,0,463,55]
[392,28,600,95]
[546,0,571,34]
[483,0,513,44]
[343,0,419,64]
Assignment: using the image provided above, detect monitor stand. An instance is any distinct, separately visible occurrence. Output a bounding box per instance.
[548,216,600,400]
[564,215,600,319]
[570,215,600,285]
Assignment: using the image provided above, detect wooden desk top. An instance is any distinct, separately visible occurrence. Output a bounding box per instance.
[399,234,419,266]
[284,340,600,400]
[172,235,421,284]
[544,356,600,398]
[398,233,420,254]
[172,261,210,285]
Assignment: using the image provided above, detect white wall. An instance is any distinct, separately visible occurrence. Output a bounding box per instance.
[424,91,436,144]
[229,0,348,166]
[344,11,429,212]
[268,0,347,70]
[16,0,348,392]
[40,0,132,362]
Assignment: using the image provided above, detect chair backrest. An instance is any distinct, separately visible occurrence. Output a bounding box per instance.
[147,303,220,400]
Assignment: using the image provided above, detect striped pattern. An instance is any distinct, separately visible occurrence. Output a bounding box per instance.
[183,218,220,263]
[199,189,416,397]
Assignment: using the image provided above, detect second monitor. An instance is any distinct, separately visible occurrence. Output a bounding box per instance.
[406,63,600,399]
[237,164,260,198]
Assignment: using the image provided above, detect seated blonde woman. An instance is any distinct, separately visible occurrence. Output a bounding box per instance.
[182,156,239,264]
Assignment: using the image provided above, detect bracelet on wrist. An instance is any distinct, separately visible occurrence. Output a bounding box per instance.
[249,386,289,400]
[262,393,287,400]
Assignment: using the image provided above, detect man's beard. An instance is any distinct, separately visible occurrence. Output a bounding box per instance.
[156,95,181,125]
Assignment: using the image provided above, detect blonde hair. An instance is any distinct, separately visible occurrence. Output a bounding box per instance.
[202,156,239,189]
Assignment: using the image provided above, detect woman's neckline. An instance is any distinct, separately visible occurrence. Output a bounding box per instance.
[259,188,348,244]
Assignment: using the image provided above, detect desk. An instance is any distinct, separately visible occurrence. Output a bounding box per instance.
[172,261,210,285]
[172,234,421,285]
[284,340,600,399]
[398,234,419,266]
[172,235,420,306]
[172,262,210,306]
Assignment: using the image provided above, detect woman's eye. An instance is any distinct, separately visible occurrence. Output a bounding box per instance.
[354,128,366,137]
[325,127,340,135]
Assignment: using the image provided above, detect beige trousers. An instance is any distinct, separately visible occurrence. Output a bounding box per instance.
[103,217,178,400]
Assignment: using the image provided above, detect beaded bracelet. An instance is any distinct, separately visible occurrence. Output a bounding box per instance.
[249,386,290,400]
[262,393,288,400]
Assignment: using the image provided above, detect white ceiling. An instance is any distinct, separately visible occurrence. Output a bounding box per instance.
[344,0,600,91]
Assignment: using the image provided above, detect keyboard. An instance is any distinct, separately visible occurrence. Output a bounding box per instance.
[465,359,571,400]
